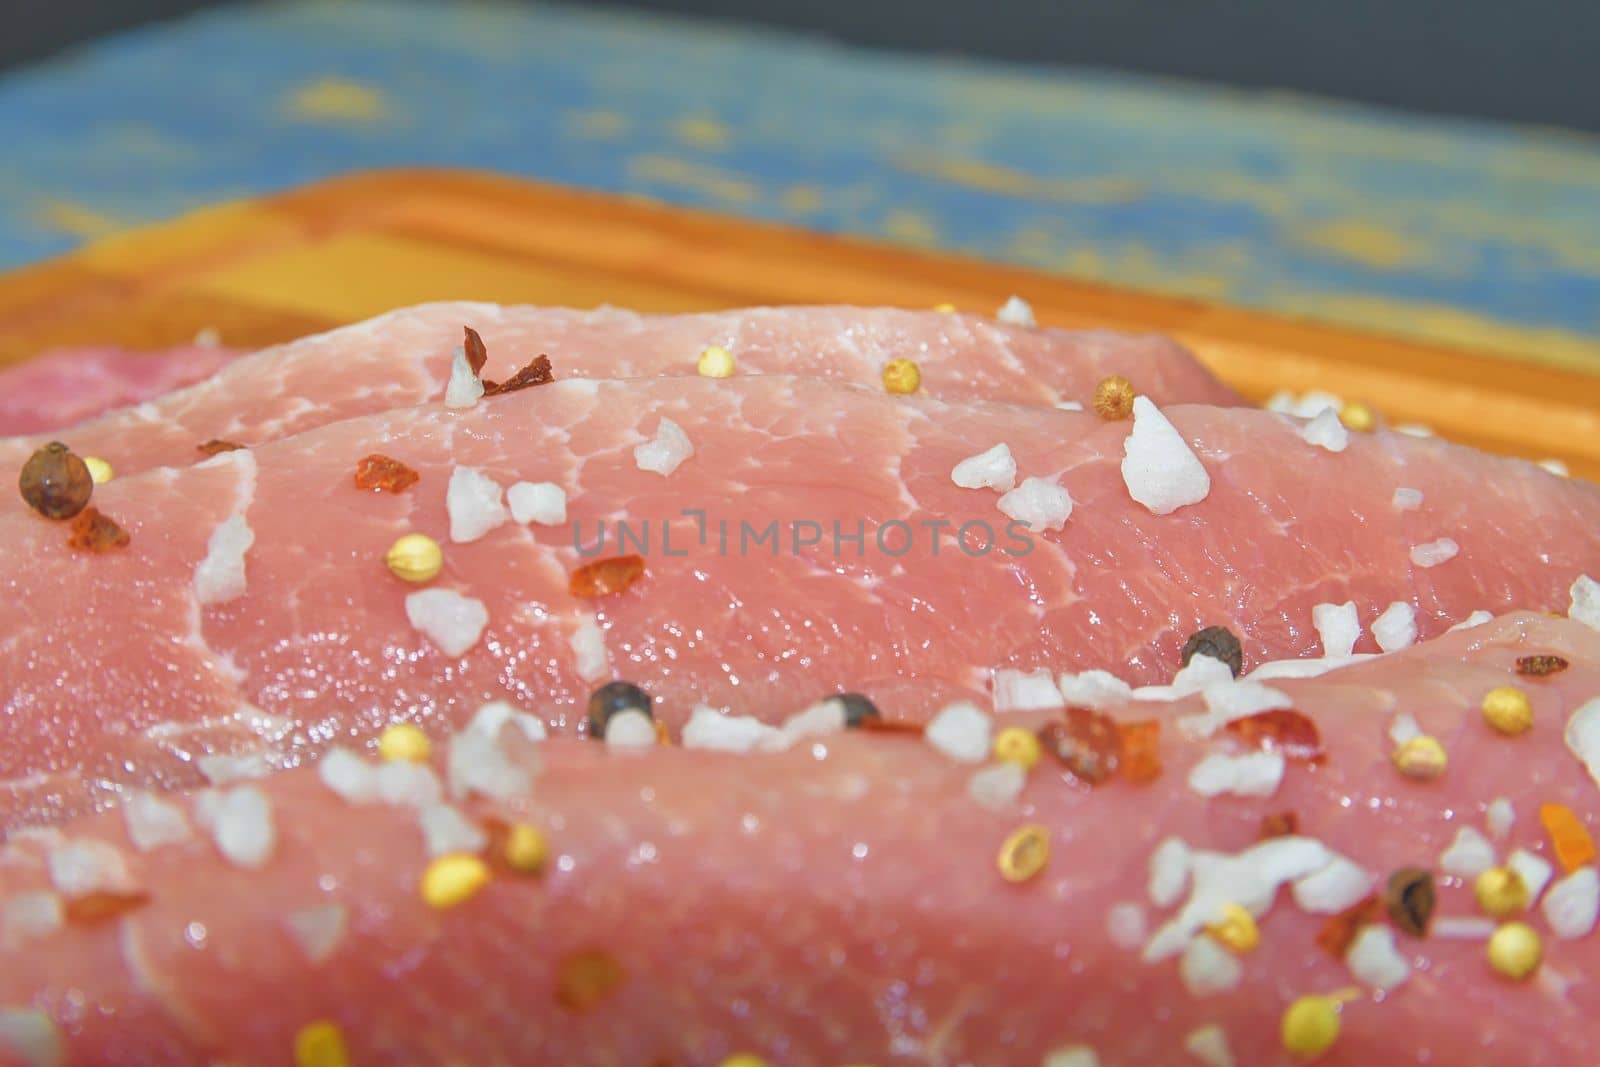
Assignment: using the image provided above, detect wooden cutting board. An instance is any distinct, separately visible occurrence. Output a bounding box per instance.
[2,168,1597,478]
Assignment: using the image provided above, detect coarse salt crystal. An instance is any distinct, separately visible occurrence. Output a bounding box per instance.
[1187,751,1286,798]
[0,1008,61,1067]
[446,465,507,543]
[1448,610,1495,631]
[207,786,274,870]
[1300,409,1349,452]
[1121,396,1210,514]
[992,667,1065,713]
[604,708,657,748]
[196,752,272,785]
[1,893,63,949]
[570,615,610,683]
[1542,866,1599,939]
[1409,538,1459,568]
[194,513,254,606]
[121,791,192,853]
[405,588,489,658]
[1134,655,1233,703]
[1148,837,1192,908]
[1179,934,1242,997]
[1439,826,1496,878]
[1143,837,1330,962]
[996,295,1036,327]
[682,705,780,753]
[1043,1046,1099,1067]
[1292,855,1376,914]
[507,481,567,525]
[1432,916,1497,939]
[1392,487,1423,510]
[1570,575,1600,632]
[444,344,484,409]
[951,443,1017,492]
[446,728,530,803]
[1312,601,1360,658]
[1246,655,1372,681]
[1267,390,1342,418]
[418,802,489,857]
[46,839,133,898]
[1539,459,1570,477]
[1388,711,1422,747]
[1346,924,1410,991]
[1507,847,1553,903]
[1564,697,1600,790]
[1057,669,1134,709]
[762,700,848,751]
[1106,901,1148,950]
[1055,401,1084,412]
[1393,423,1434,437]
[466,700,548,743]
[1184,1024,1235,1067]
[634,416,693,476]
[924,701,992,763]
[1181,680,1291,739]
[1486,797,1515,841]
[1372,601,1417,652]
[286,903,348,965]
[318,746,378,804]
[968,761,1027,811]
[374,760,444,808]
[998,476,1073,532]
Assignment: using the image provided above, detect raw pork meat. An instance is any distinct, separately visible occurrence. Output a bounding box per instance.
[0,343,238,436]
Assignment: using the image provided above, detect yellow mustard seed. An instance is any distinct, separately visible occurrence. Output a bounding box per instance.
[385,532,442,583]
[1281,995,1341,1060]
[1481,686,1534,735]
[503,822,549,873]
[421,853,491,909]
[997,823,1050,883]
[82,456,114,485]
[1092,375,1136,420]
[881,358,922,395]
[697,344,735,378]
[992,726,1042,770]
[1474,866,1530,918]
[1392,734,1447,780]
[1338,401,1377,432]
[377,722,431,764]
[293,1020,350,1067]
[718,1055,769,1067]
[932,302,957,313]
[1487,921,1542,980]
[1204,902,1261,954]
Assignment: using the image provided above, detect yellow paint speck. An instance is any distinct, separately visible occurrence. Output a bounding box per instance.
[284,77,387,123]
[570,110,631,140]
[37,200,124,240]
[1293,219,1429,271]
[895,152,1142,204]
[673,115,730,149]
[883,209,939,247]
[781,184,824,214]
[627,155,757,203]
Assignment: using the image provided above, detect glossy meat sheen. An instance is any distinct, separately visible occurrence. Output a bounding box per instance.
[0,344,239,436]
[2,375,1597,828]
[3,614,1599,1066]
[0,303,1237,503]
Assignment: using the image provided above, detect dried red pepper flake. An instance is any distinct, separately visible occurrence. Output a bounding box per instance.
[1116,719,1162,783]
[196,439,245,457]
[1260,810,1300,839]
[1315,894,1382,958]
[569,554,646,598]
[1224,708,1324,762]
[64,889,151,925]
[1038,707,1122,785]
[484,354,554,396]
[66,507,130,552]
[1516,654,1569,677]
[353,453,420,493]
[1384,867,1436,937]
[554,948,626,1012]
[463,325,489,376]
[858,717,925,737]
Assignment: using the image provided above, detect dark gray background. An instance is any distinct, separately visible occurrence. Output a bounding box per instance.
[10,0,1600,133]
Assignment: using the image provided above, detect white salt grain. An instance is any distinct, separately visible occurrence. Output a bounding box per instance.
[446,727,529,803]
[1486,797,1515,841]
[1148,837,1192,908]
[998,476,1073,532]
[1187,751,1285,798]
[1539,458,1570,477]
[634,416,693,476]
[950,443,1017,492]
[1121,396,1211,514]
[1542,866,1600,939]
[405,588,489,658]
[1564,697,1600,790]
[418,803,489,857]
[1184,1024,1235,1067]
[924,702,993,763]
[122,791,192,852]
[286,903,348,965]
[446,465,508,543]
[997,295,1036,327]
[1392,487,1423,511]
[318,747,378,804]
[1346,924,1410,991]
[1372,601,1417,652]
[46,839,133,898]
[1292,855,1375,914]
[196,752,272,785]
[967,761,1027,812]
[1179,935,1242,997]
[682,705,780,753]
[1300,409,1349,452]
[1106,901,1148,950]
[1057,669,1134,709]
[466,700,548,743]
[1,893,63,949]
[507,481,567,525]
[1439,826,1496,878]
[194,514,255,606]
[604,708,658,748]
[1448,610,1495,631]
[1507,848,1554,904]
[0,1008,61,1067]
[1388,712,1421,747]
[1570,575,1600,632]
[374,760,444,808]
[1312,601,1360,658]
[444,344,484,409]
[1181,680,1291,738]
[992,667,1065,713]
[569,615,610,683]
[208,786,274,870]
[1409,538,1459,568]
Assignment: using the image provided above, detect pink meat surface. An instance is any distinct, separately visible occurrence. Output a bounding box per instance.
[0,304,1237,505]
[3,373,1597,828]
[0,344,239,437]
[3,613,1600,1065]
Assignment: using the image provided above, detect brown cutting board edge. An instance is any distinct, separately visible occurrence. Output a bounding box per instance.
[2,167,1597,478]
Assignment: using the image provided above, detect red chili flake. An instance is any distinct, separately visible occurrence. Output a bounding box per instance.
[1517,654,1569,677]
[555,948,626,1012]
[858,718,926,737]
[196,439,245,457]
[569,554,646,598]
[1315,894,1383,957]
[1038,707,1122,785]
[353,453,420,493]
[484,354,554,396]
[653,718,673,746]
[1223,708,1324,763]
[463,325,489,377]
[66,507,130,552]
[1117,719,1161,783]
[64,889,151,925]
[1260,810,1300,839]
